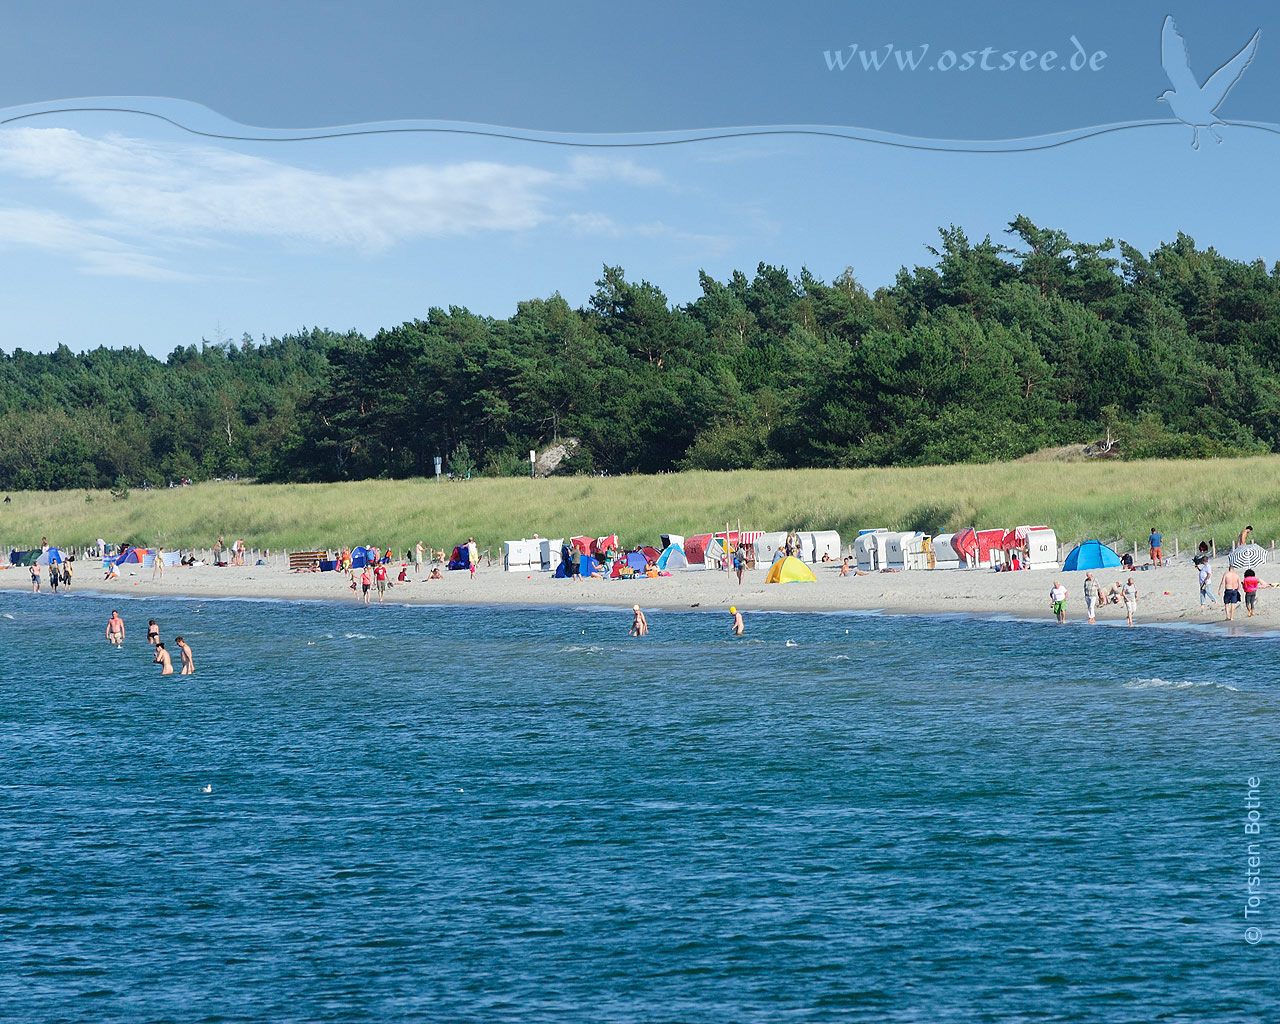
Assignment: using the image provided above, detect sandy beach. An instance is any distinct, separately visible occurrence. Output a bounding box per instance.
[2,555,1270,632]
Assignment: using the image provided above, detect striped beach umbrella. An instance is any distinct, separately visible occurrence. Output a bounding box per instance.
[1229,543,1268,570]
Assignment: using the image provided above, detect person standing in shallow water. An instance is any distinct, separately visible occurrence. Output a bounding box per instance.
[629,605,648,637]
[153,642,173,675]
[176,636,194,675]
[730,606,744,635]
[147,619,159,646]
[106,610,125,646]
[1049,580,1068,624]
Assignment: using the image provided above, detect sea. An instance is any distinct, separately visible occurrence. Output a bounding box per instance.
[0,589,1275,1023]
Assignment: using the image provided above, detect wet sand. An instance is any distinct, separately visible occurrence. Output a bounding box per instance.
[1,555,1269,632]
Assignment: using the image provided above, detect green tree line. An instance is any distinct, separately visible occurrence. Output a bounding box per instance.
[3,217,1279,490]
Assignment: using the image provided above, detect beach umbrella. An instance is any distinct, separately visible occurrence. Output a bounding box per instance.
[1229,543,1267,570]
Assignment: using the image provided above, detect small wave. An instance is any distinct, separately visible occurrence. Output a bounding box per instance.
[827,654,851,662]
[558,644,605,654]
[342,633,375,640]
[1126,677,1239,693]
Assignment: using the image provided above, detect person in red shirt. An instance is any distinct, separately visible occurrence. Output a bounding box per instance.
[374,562,389,603]
[1241,569,1276,617]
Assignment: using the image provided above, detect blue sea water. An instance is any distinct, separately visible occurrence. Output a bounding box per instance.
[0,590,1275,1023]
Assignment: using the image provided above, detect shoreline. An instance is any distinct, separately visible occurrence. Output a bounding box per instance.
[2,557,1273,634]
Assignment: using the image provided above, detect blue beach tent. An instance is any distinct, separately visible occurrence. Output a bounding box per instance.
[448,544,471,570]
[578,555,601,577]
[1062,540,1123,572]
[350,546,373,569]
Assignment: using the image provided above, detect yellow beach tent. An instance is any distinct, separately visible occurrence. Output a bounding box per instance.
[765,556,816,584]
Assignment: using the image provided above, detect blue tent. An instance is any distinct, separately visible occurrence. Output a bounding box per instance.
[625,551,647,572]
[1063,540,1123,572]
[578,555,600,577]
[351,546,372,569]
[555,544,575,578]
[448,544,471,570]
[656,543,688,571]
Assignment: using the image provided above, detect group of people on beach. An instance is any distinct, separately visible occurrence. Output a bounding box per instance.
[105,610,194,675]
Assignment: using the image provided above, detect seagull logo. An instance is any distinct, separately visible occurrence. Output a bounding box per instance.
[1158,15,1260,148]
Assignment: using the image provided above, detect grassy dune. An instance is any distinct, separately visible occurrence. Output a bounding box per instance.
[3,458,1279,556]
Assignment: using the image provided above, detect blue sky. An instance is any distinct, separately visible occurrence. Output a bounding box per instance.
[2,1,1279,356]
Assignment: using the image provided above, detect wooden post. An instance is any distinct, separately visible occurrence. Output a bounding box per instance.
[1174,537,1179,557]
[1212,538,1217,558]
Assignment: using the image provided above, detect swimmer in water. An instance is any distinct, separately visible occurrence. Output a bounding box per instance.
[628,605,648,637]
[154,641,173,675]
[730,606,744,636]
[175,636,194,675]
[147,619,159,646]
[106,610,125,647]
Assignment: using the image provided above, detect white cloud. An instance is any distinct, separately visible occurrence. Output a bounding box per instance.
[0,207,193,280]
[0,127,675,275]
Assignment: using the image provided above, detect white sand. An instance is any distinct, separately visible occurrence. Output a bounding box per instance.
[1,556,1267,631]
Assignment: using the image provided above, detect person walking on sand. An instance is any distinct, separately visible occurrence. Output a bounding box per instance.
[415,541,424,576]
[467,537,479,571]
[730,606,744,636]
[1241,569,1276,617]
[152,546,165,580]
[359,566,372,604]
[733,545,746,584]
[147,619,159,646]
[106,610,125,647]
[374,562,388,603]
[1083,573,1100,624]
[48,562,60,594]
[176,636,194,675]
[1122,577,1138,627]
[30,563,40,593]
[153,641,173,675]
[1148,528,1163,567]
[1050,580,1068,624]
[1197,559,1216,607]
[629,605,648,637]
[1219,565,1242,621]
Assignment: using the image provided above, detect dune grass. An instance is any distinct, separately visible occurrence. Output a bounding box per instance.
[3,457,1278,556]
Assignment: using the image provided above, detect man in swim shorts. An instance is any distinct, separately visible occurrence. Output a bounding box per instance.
[1049,581,1068,624]
[106,610,125,646]
[374,562,388,603]
[176,636,194,675]
[1122,577,1138,627]
[1219,565,1242,621]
